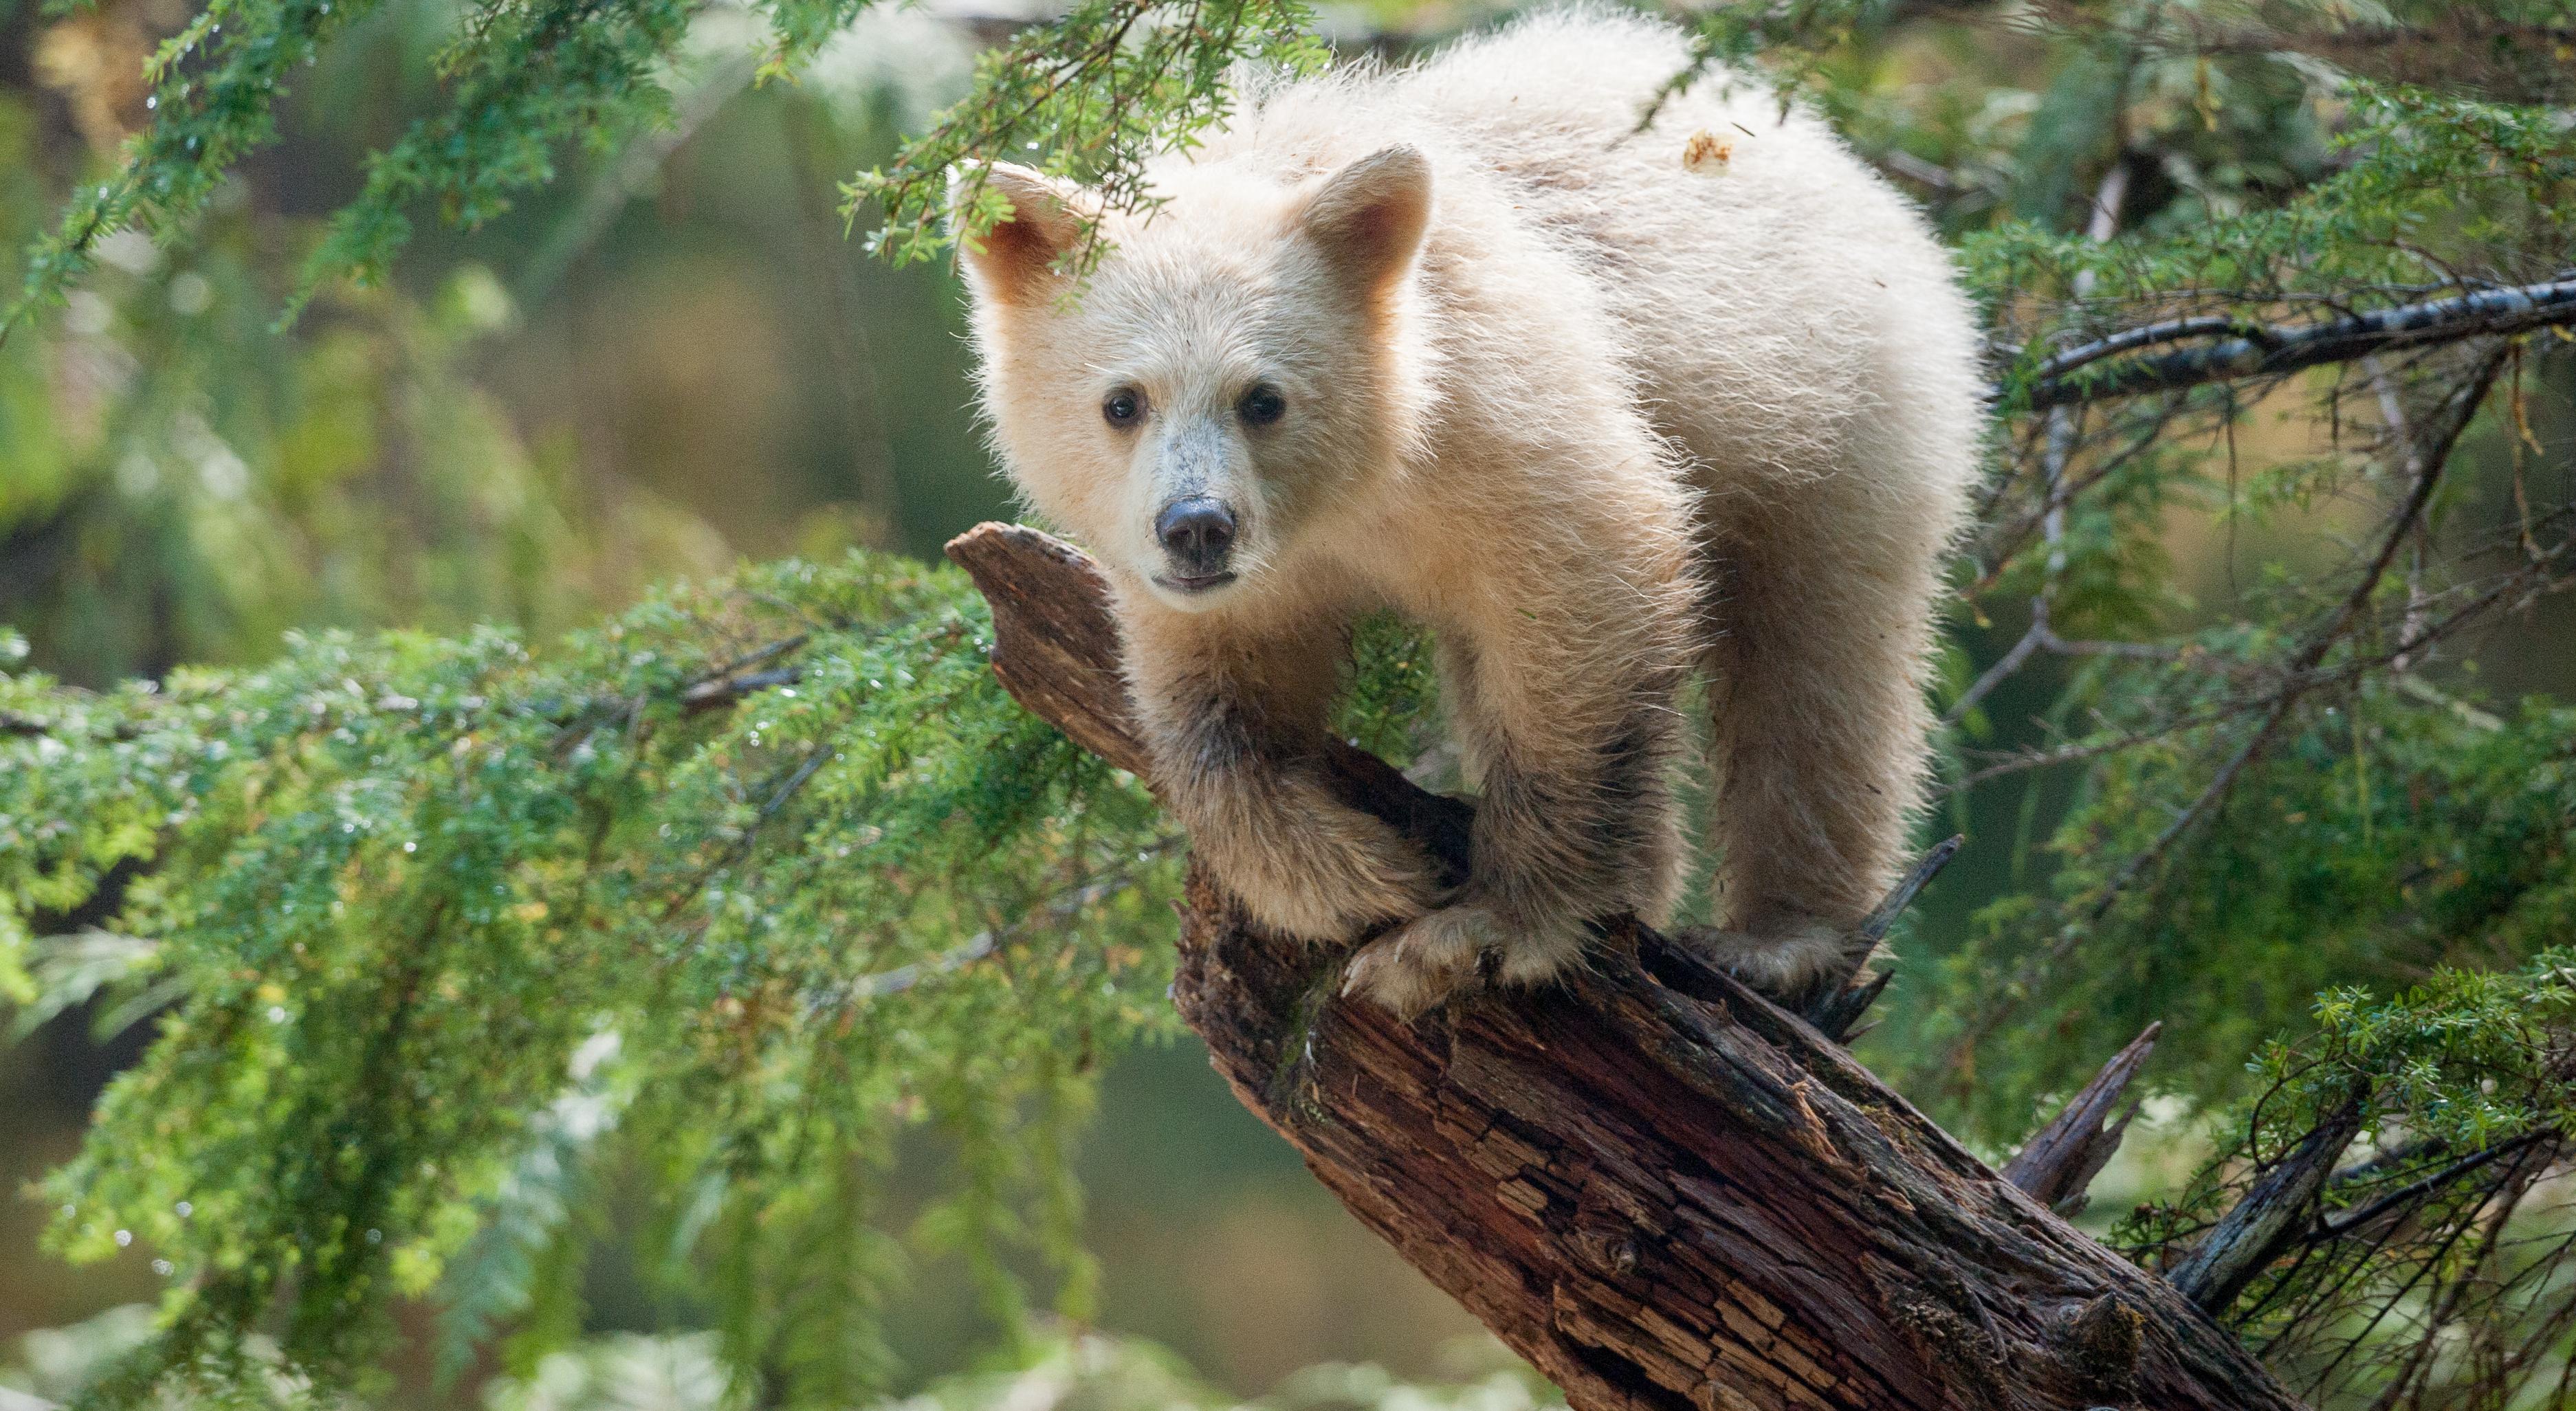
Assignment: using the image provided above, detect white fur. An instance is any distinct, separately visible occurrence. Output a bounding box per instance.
[956,8,1984,1012]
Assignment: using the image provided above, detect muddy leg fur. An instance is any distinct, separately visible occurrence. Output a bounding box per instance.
[1343,578,1693,1016]
[1124,608,1449,942]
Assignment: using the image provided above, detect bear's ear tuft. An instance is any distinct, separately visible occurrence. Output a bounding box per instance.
[1293,146,1433,296]
[951,162,1092,305]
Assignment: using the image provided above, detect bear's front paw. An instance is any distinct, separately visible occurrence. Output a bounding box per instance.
[1341,904,1592,1017]
[1341,904,1493,1016]
[1204,810,1446,944]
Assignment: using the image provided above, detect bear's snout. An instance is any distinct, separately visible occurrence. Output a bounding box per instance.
[1154,497,1240,586]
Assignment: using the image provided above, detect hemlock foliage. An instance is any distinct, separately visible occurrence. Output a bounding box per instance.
[3,0,2576,1406]
[2,559,1190,1406]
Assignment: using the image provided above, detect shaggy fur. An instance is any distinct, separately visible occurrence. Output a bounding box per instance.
[953,8,1983,1013]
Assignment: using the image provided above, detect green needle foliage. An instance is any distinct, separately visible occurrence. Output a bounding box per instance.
[2120,953,2576,1404]
[1,553,1216,1407]
[857,0,1325,272]
[6,0,1324,328]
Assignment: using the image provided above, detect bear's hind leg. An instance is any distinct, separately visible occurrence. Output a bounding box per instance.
[1696,482,1954,1003]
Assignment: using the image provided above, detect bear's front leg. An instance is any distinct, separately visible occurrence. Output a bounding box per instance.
[1342,618,1690,1016]
[1127,609,1449,943]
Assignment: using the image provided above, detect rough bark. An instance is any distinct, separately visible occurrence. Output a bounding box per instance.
[945,522,2307,1411]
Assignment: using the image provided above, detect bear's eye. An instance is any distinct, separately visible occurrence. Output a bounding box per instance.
[1103,388,1145,427]
[1237,383,1286,427]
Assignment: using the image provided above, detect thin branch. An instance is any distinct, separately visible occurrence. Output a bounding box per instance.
[2311,1130,2561,1243]
[1938,352,2508,1075]
[1944,603,2181,728]
[803,856,1175,1014]
[1946,164,2129,722]
[2021,276,2576,410]
[2077,348,2503,921]
[681,667,804,713]
[1944,605,2050,726]
[679,634,811,713]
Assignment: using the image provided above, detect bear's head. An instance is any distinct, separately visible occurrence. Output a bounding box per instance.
[950,146,1433,612]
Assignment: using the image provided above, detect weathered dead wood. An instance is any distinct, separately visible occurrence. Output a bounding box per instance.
[945,521,2307,1411]
[2003,1023,2161,1216]
[1807,836,1962,1043]
[2167,1098,2368,1315]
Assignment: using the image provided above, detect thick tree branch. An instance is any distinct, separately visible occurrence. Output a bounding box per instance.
[2021,276,2576,410]
[946,522,2307,1411]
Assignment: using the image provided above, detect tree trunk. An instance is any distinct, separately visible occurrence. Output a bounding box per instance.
[946,522,2306,1411]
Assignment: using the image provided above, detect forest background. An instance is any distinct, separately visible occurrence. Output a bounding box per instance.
[1,0,2573,1405]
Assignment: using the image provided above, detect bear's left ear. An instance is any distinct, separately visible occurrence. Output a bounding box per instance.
[1292,146,1433,296]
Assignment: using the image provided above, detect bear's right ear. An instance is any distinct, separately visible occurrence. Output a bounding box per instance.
[949,162,1092,305]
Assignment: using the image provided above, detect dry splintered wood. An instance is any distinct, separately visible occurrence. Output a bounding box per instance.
[946,522,2307,1411]
[2003,1023,2162,1216]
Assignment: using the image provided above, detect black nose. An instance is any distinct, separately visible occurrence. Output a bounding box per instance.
[1155,497,1237,574]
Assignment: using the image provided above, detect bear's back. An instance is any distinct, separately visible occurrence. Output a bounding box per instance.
[1164,8,1983,500]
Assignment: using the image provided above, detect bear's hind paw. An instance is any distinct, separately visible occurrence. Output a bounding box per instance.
[1672,919,1873,1014]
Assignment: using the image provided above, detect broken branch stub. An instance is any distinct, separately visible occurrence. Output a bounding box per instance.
[945,522,2307,1411]
[2002,1023,2162,1216]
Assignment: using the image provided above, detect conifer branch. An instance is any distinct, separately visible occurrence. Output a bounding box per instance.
[2021,276,2576,410]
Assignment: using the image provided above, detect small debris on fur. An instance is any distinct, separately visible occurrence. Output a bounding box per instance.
[1682,130,1733,173]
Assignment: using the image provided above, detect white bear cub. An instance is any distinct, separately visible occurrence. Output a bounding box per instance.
[953,8,1983,1014]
